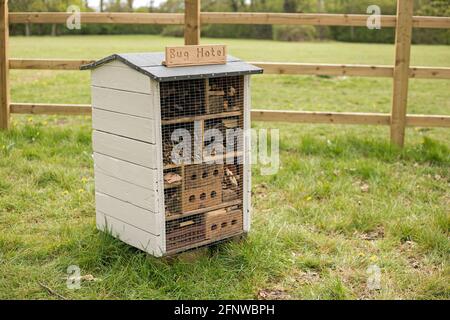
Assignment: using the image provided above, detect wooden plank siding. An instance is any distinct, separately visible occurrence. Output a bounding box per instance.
[92,130,157,168]
[96,211,163,257]
[89,63,165,255]
[95,192,160,236]
[94,153,158,191]
[94,172,158,212]
[92,62,153,94]
[92,108,156,143]
[92,86,153,119]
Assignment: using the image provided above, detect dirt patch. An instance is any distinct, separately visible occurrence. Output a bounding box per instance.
[353,180,370,193]
[253,183,269,199]
[295,270,320,285]
[257,288,292,300]
[357,226,385,241]
[399,240,424,270]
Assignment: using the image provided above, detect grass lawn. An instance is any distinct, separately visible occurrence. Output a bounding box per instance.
[0,35,449,299]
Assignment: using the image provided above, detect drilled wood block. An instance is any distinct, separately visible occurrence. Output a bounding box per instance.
[181,181,222,212]
[184,164,223,189]
[205,209,243,241]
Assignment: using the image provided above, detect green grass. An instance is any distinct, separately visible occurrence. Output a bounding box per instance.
[0,35,449,300]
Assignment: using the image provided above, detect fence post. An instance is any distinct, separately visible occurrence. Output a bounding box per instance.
[0,0,10,130]
[390,0,413,147]
[184,0,200,45]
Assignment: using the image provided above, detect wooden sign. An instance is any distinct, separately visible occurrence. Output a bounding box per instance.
[163,45,227,68]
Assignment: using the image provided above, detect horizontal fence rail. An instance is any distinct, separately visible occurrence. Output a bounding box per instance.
[8,12,450,29]
[9,103,450,128]
[200,13,450,28]
[8,59,450,80]
[251,110,450,127]
[253,63,450,79]
[9,59,94,70]
[10,103,91,115]
[9,12,184,25]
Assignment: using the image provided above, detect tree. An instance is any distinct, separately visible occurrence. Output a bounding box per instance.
[127,0,134,11]
[148,0,155,12]
[8,0,32,35]
[283,0,296,13]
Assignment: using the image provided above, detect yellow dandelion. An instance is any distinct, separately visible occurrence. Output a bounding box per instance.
[81,177,88,183]
[306,196,312,201]
[78,189,85,194]
[369,255,379,263]
[358,252,365,257]
[27,117,33,123]
[62,190,69,196]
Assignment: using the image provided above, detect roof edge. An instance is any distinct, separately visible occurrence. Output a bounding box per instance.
[80,53,264,82]
[80,54,164,81]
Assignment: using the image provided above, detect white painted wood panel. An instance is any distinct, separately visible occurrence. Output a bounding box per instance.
[151,80,166,253]
[92,86,153,119]
[97,211,163,256]
[92,63,152,94]
[92,130,157,168]
[95,192,159,236]
[94,153,158,190]
[95,171,157,212]
[92,108,156,143]
[243,75,251,232]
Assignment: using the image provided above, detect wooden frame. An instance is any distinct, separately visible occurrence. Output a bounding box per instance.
[158,72,249,254]
[1,1,449,148]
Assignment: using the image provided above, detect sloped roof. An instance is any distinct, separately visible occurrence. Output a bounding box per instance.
[80,52,263,82]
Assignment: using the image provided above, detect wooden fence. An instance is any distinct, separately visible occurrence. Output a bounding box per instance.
[1,0,450,147]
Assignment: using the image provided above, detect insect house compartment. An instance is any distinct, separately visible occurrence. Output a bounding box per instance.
[83,52,262,256]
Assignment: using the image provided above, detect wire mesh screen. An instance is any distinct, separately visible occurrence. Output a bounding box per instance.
[161,79,205,119]
[161,75,245,252]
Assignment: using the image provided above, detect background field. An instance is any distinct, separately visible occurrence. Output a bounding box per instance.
[0,35,449,299]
